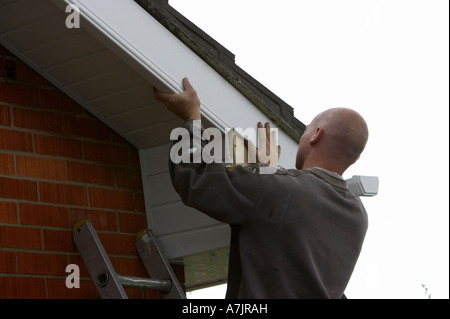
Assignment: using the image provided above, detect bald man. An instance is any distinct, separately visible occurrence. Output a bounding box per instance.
[154,78,369,299]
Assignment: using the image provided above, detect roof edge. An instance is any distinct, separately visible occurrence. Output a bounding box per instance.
[134,0,305,142]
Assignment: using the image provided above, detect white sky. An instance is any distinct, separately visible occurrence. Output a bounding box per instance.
[170,0,449,299]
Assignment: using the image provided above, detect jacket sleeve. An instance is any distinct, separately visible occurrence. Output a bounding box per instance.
[168,120,260,225]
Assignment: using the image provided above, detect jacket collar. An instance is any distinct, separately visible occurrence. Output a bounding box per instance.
[305,167,349,191]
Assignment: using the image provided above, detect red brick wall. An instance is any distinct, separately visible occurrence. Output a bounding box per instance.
[0,45,183,298]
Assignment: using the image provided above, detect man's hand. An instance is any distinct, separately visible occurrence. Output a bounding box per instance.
[153,77,201,121]
[246,122,281,166]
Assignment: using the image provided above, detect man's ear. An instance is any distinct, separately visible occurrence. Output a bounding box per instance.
[309,127,324,145]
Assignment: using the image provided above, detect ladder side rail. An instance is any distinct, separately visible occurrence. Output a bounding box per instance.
[73,221,128,299]
[136,229,186,299]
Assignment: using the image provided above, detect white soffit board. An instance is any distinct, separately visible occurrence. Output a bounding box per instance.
[51,0,300,168]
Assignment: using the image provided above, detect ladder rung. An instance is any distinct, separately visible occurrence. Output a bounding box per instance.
[118,275,171,293]
[72,220,185,299]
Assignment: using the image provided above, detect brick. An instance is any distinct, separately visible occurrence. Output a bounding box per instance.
[0,82,34,106]
[128,149,141,167]
[84,141,129,165]
[118,213,147,234]
[135,193,146,213]
[67,161,114,187]
[98,233,136,255]
[114,257,148,278]
[39,182,88,206]
[0,201,18,224]
[43,229,75,252]
[34,135,82,159]
[70,208,117,232]
[142,288,161,299]
[16,155,66,181]
[115,168,142,190]
[64,115,110,141]
[13,108,62,133]
[89,187,135,211]
[0,105,11,126]
[35,88,82,114]
[110,132,131,145]
[0,45,12,56]
[0,128,33,152]
[0,176,38,201]
[0,225,42,249]
[68,255,90,278]
[46,278,98,299]
[124,287,146,299]
[0,250,17,273]
[17,252,68,276]
[14,59,51,87]
[20,203,69,228]
[0,276,46,299]
[0,152,15,175]
[2,57,17,82]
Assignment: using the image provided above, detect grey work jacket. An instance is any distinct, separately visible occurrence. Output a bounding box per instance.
[169,120,368,299]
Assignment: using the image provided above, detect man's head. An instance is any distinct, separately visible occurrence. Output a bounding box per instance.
[295,108,369,175]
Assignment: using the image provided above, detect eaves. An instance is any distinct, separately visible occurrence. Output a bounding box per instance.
[135,0,306,142]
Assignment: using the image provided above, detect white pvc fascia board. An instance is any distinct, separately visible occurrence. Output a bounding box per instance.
[51,0,299,167]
